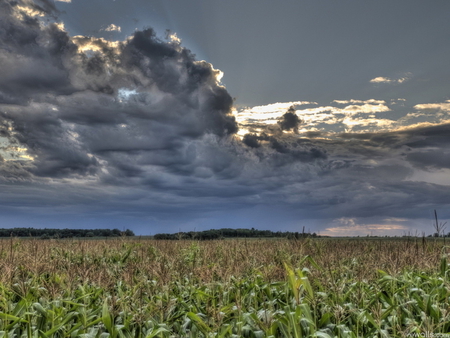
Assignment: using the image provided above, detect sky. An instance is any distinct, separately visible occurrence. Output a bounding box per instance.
[1,0,450,236]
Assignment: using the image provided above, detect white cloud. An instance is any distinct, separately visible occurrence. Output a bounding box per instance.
[55,0,71,3]
[238,101,314,114]
[103,24,121,32]
[72,36,120,53]
[342,103,390,114]
[236,97,450,136]
[14,6,45,18]
[236,100,392,134]
[384,218,408,222]
[167,32,181,44]
[394,101,450,127]
[333,99,385,105]
[406,168,450,186]
[414,102,450,111]
[235,101,315,125]
[370,75,409,84]
[117,88,138,102]
[370,77,392,83]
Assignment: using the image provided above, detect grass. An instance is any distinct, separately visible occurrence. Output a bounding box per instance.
[0,237,449,337]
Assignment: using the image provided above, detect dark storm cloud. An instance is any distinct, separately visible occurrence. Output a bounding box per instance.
[0,0,238,187]
[388,123,450,172]
[337,123,450,147]
[258,123,450,223]
[278,106,301,133]
[406,150,450,170]
[242,132,327,165]
[122,29,237,136]
[241,106,327,163]
[0,160,34,182]
[0,1,76,103]
[242,133,260,148]
[403,124,450,148]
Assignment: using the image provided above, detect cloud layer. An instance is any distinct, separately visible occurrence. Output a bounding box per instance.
[0,0,449,234]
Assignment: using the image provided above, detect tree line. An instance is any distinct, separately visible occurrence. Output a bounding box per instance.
[153,228,319,240]
[0,228,135,239]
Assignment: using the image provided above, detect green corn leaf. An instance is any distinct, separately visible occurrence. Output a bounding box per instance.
[312,332,333,338]
[43,312,77,337]
[300,255,321,271]
[144,327,169,338]
[359,310,379,330]
[186,312,210,335]
[0,312,28,323]
[440,255,448,277]
[318,312,332,327]
[217,324,232,338]
[102,299,111,328]
[33,303,47,317]
[300,276,314,300]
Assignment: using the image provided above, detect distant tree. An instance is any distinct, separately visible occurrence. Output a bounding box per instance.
[40,233,50,240]
[124,229,135,237]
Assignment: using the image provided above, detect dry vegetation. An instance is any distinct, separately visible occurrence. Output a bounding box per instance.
[0,237,445,286]
[0,237,449,337]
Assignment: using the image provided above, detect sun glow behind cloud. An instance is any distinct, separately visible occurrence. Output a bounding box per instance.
[322,223,408,236]
[234,98,450,137]
[14,5,45,18]
[321,217,409,237]
[72,36,121,53]
[0,140,34,162]
[414,101,450,111]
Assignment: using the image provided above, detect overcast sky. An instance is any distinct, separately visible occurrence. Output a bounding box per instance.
[1,0,450,236]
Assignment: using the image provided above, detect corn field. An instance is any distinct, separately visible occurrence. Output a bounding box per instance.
[0,237,449,337]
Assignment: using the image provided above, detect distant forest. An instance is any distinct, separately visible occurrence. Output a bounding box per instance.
[0,227,321,240]
[0,228,135,239]
[153,228,319,240]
